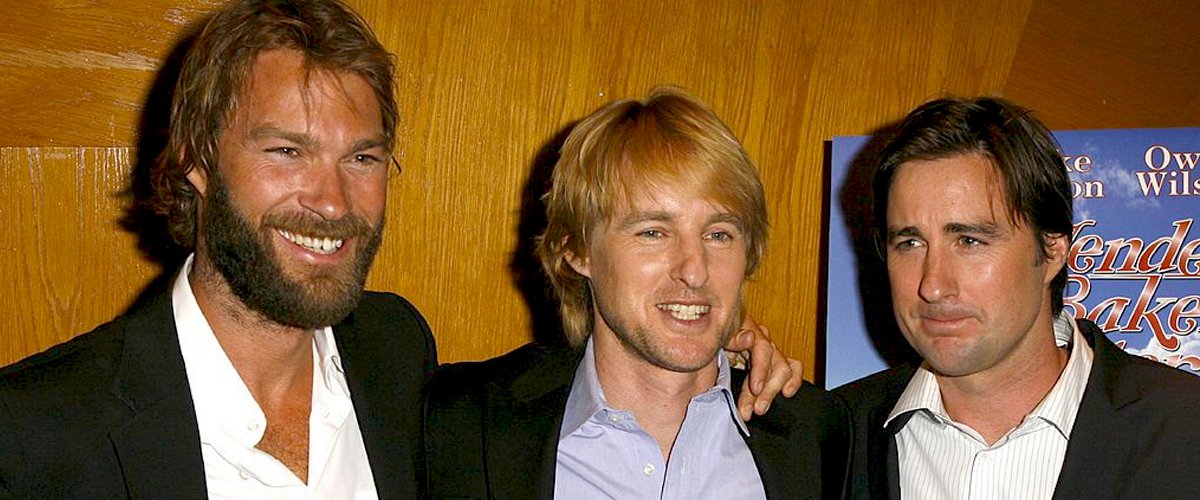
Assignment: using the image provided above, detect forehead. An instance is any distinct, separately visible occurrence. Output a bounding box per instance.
[609,179,729,219]
[232,49,381,129]
[887,153,1007,225]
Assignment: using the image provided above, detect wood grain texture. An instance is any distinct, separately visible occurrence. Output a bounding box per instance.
[1003,0,1200,129]
[2,0,1197,382]
[0,147,159,364]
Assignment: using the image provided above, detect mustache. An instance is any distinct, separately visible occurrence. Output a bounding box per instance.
[917,303,979,320]
[261,211,375,240]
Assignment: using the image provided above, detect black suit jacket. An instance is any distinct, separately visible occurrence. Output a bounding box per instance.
[834,319,1200,500]
[0,285,437,499]
[423,343,851,499]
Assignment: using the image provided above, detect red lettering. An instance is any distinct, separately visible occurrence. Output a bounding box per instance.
[1168,296,1200,337]
[1087,296,1130,331]
[1097,238,1144,273]
[1135,219,1192,273]
[1063,275,1091,317]
[1120,275,1179,350]
[1181,239,1200,276]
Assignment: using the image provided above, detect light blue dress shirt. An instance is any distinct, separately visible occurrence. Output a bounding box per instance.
[554,338,767,499]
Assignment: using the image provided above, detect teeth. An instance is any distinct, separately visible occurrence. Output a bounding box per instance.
[657,303,710,321]
[278,229,344,255]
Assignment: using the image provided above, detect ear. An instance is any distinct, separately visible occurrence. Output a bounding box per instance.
[184,156,208,196]
[1041,232,1069,284]
[564,238,591,279]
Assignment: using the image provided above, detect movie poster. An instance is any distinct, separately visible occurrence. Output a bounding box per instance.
[825,128,1200,389]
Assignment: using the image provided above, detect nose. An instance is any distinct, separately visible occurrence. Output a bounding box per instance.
[918,247,957,303]
[298,160,351,221]
[670,237,709,289]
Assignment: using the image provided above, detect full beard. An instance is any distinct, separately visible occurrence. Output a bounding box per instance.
[201,175,382,329]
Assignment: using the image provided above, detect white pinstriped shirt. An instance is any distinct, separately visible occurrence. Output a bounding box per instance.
[886,312,1094,500]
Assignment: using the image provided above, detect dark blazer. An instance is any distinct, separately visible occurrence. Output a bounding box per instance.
[423,343,851,500]
[0,285,437,499]
[835,319,1200,500]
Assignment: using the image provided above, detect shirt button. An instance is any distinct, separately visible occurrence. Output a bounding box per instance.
[643,464,655,476]
[247,421,260,431]
[608,414,621,424]
[239,469,251,480]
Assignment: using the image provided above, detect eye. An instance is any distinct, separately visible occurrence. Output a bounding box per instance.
[637,229,664,239]
[959,236,984,247]
[353,153,383,165]
[890,238,922,252]
[266,146,300,157]
[707,230,735,243]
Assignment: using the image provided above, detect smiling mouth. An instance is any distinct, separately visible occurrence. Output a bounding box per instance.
[278,229,345,255]
[657,303,711,321]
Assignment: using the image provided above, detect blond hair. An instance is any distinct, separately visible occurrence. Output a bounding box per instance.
[537,86,768,346]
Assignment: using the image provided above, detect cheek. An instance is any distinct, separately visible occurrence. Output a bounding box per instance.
[351,175,388,216]
[712,254,748,289]
[886,259,920,295]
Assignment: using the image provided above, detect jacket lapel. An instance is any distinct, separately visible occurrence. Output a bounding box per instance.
[334,300,431,500]
[108,288,207,498]
[485,348,579,500]
[742,417,794,499]
[1051,320,1137,499]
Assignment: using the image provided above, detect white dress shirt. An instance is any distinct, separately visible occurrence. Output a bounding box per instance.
[887,311,1094,500]
[173,256,378,499]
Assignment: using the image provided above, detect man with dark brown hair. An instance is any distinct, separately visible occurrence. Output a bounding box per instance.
[836,96,1200,500]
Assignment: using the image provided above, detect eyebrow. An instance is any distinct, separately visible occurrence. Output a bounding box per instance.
[615,211,745,231]
[708,213,746,231]
[616,211,672,231]
[886,226,921,241]
[249,126,316,148]
[944,221,1003,237]
[249,126,389,153]
[886,221,1003,241]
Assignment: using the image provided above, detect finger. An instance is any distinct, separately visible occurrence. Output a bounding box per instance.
[746,329,775,395]
[737,377,755,421]
[752,347,794,415]
[783,358,804,397]
[726,327,755,353]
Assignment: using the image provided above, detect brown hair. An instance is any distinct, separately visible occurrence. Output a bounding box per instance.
[873,96,1073,314]
[537,86,768,346]
[148,0,396,249]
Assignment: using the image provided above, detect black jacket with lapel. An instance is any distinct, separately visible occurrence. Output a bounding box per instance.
[834,319,1200,500]
[423,343,851,499]
[0,284,436,499]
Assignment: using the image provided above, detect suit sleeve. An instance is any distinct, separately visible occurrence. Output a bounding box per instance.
[0,389,27,498]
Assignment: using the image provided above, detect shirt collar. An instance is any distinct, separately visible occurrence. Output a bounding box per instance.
[172,255,353,440]
[885,310,1094,438]
[1028,314,1093,438]
[560,336,748,439]
[173,255,266,445]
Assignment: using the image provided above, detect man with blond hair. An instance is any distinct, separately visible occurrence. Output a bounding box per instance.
[424,87,850,499]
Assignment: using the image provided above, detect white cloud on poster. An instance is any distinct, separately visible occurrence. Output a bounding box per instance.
[1120,332,1200,375]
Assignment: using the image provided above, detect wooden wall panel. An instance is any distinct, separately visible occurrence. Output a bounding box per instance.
[3,0,1196,380]
[0,1,220,146]
[1003,0,1200,129]
[0,147,157,363]
[359,0,1035,369]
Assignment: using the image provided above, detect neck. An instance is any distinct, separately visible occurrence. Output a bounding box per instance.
[591,330,719,460]
[188,252,314,404]
[936,319,1070,445]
